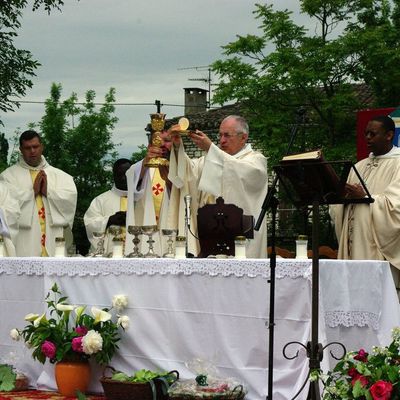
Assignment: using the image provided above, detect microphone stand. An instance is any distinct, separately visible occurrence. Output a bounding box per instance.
[254,108,306,400]
[184,195,191,257]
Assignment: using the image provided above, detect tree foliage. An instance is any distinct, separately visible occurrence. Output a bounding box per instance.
[38,83,118,254]
[212,0,400,167]
[212,0,400,246]
[0,0,74,122]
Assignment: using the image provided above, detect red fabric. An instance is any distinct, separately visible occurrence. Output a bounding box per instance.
[0,390,105,400]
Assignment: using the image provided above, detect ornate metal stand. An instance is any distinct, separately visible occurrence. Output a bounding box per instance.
[282,202,347,399]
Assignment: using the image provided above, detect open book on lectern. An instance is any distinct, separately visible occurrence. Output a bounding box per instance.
[274,149,374,206]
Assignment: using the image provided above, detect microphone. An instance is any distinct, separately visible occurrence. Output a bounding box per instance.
[184,194,191,229]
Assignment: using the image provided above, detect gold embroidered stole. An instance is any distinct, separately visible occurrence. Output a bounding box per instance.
[120,196,127,242]
[30,170,48,256]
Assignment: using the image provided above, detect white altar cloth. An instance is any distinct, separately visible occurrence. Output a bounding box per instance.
[0,258,399,400]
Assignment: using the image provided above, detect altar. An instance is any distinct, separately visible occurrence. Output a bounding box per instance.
[0,258,398,400]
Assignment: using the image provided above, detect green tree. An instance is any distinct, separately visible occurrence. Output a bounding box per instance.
[211,1,400,247]
[131,144,148,164]
[38,83,118,254]
[212,1,400,167]
[0,132,9,171]
[0,1,75,123]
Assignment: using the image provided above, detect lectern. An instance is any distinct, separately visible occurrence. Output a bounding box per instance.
[274,156,373,400]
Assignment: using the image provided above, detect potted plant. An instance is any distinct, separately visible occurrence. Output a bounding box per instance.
[10,283,129,396]
[322,327,400,399]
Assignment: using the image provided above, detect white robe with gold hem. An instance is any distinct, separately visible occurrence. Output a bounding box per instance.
[331,146,400,270]
[0,156,77,257]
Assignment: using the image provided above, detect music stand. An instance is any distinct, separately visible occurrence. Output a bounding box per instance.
[274,158,373,399]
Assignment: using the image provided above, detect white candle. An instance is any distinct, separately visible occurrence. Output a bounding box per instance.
[54,238,66,258]
[296,240,308,259]
[175,245,186,259]
[112,241,124,258]
[0,239,4,257]
[235,245,246,259]
[235,236,246,259]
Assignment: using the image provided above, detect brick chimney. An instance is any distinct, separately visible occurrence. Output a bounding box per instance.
[184,87,208,115]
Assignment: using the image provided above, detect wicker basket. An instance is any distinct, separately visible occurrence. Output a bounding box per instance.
[100,366,179,400]
[168,384,245,400]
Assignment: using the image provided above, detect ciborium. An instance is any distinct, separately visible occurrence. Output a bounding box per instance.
[161,228,178,258]
[91,231,106,257]
[126,225,143,258]
[145,113,169,168]
[141,225,159,258]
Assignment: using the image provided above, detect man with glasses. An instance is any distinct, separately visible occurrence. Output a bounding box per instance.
[168,115,268,258]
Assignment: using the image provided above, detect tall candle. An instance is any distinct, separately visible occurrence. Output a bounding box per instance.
[296,235,308,259]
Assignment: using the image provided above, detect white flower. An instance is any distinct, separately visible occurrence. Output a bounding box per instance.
[75,305,86,319]
[91,307,112,324]
[82,330,103,354]
[9,329,20,341]
[56,303,75,312]
[24,313,39,322]
[112,294,128,311]
[33,313,46,328]
[117,315,130,330]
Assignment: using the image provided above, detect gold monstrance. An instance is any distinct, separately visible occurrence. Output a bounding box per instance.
[145,113,169,168]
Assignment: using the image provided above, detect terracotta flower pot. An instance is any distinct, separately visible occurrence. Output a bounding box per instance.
[55,360,91,396]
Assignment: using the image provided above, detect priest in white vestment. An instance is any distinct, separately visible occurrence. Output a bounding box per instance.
[167,115,269,258]
[0,130,77,257]
[331,115,400,284]
[0,183,20,256]
[84,158,132,255]
[126,130,172,256]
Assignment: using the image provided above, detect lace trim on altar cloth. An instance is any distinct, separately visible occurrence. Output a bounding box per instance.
[0,257,312,279]
[324,311,380,330]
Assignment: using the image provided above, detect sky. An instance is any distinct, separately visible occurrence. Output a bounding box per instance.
[1,0,305,159]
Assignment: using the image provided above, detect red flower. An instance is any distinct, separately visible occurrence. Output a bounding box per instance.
[370,381,393,400]
[348,367,359,378]
[354,349,369,362]
[351,375,369,387]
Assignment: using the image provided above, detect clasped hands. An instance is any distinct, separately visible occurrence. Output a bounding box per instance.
[33,170,47,197]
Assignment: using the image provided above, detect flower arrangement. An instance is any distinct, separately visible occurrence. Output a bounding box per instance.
[322,327,400,399]
[10,283,129,365]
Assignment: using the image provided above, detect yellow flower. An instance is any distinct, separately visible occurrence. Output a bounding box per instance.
[91,307,112,324]
[33,313,46,328]
[56,303,75,312]
[24,313,39,322]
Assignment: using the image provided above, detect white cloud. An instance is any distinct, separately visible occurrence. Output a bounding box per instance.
[1,0,303,158]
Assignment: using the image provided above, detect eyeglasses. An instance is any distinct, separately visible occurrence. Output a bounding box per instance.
[219,132,243,140]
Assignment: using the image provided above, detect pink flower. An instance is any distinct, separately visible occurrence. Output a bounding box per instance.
[71,336,83,352]
[75,326,88,336]
[370,381,393,400]
[41,340,56,359]
[354,349,368,362]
